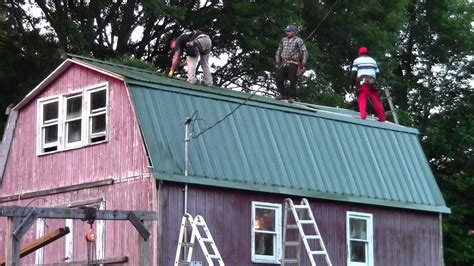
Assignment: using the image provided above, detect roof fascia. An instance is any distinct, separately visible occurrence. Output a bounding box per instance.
[154,171,451,214]
[14,59,124,110]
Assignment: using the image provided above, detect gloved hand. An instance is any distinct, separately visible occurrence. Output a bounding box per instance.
[168,70,174,78]
[297,64,305,76]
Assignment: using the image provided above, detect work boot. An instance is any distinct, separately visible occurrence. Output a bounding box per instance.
[275,95,285,100]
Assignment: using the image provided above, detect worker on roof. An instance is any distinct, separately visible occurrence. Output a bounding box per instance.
[351,47,386,122]
[168,30,213,86]
[275,24,308,103]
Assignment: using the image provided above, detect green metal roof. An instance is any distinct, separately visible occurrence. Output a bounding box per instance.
[70,55,450,213]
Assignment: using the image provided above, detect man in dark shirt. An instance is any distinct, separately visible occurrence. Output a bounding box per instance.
[168,30,213,86]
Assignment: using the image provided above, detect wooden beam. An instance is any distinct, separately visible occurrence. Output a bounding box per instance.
[128,212,151,240]
[0,205,157,221]
[13,209,38,240]
[0,179,114,203]
[45,256,128,265]
[0,227,70,266]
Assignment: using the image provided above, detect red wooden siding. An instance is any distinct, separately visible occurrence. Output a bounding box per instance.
[159,181,442,266]
[0,63,156,264]
[0,63,149,195]
[0,179,157,265]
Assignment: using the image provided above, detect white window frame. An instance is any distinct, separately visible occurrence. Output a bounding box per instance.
[37,96,61,154]
[35,199,106,263]
[64,93,84,149]
[86,85,109,144]
[347,211,374,266]
[36,82,109,155]
[251,201,282,264]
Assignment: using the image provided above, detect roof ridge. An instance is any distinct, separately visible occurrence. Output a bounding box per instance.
[67,53,160,76]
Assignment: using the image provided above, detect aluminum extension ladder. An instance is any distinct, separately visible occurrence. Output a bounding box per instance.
[174,213,225,266]
[381,87,399,124]
[282,198,332,266]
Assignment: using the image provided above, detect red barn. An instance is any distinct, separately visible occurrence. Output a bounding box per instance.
[0,55,450,265]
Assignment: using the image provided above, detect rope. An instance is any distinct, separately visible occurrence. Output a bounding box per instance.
[186,0,339,139]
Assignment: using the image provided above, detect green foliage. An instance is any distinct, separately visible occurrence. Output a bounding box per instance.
[110,55,157,71]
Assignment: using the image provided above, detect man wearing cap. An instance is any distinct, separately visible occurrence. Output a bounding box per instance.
[168,30,213,86]
[275,24,308,102]
[351,47,385,122]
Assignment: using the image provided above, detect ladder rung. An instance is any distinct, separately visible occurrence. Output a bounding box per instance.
[195,222,206,227]
[293,204,309,209]
[180,242,194,247]
[311,250,327,255]
[177,261,190,265]
[285,241,301,246]
[285,224,299,229]
[207,254,221,260]
[299,220,313,224]
[283,259,300,263]
[201,238,213,243]
[305,235,321,240]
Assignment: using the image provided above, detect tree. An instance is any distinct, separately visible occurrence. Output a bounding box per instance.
[397,0,473,264]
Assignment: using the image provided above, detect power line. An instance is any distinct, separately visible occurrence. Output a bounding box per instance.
[188,0,339,139]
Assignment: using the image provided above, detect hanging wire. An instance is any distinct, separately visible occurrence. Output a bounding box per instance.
[187,0,339,139]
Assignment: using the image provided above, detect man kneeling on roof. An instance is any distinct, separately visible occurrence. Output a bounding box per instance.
[351,47,386,122]
[275,24,308,103]
[168,30,213,86]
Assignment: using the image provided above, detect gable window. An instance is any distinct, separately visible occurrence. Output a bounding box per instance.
[39,98,60,152]
[251,201,282,264]
[37,82,109,154]
[347,212,373,266]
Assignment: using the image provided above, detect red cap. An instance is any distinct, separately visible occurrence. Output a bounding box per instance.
[359,47,368,55]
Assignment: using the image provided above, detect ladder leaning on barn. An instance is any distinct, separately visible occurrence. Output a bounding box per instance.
[174,213,225,266]
[282,198,332,266]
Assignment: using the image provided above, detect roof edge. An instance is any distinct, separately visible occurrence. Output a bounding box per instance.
[14,58,124,110]
[154,171,451,214]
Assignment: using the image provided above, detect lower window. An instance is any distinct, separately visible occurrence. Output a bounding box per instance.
[251,201,282,264]
[347,211,373,266]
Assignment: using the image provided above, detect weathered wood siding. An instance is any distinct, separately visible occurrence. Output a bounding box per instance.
[0,63,156,264]
[0,179,157,265]
[0,64,149,195]
[159,182,442,266]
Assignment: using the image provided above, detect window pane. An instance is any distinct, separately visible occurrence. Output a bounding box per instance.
[255,208,275,231]
[44,125,58,143]
[255,233,274,256]
[91,90,106,110]
[67,120,82,143]
[43,102,58,122]
[66,97,82,119]
[350,218,367,240]
[350,241,367,262]
[91,114,106,134]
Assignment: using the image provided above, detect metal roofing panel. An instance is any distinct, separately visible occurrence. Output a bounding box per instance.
[127,81,448,213]
[69,55,448,213]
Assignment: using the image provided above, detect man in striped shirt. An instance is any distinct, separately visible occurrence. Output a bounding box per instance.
[275,24,308,102]
[351,47,385,122]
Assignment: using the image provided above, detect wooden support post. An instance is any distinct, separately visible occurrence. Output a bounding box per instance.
[140,221,151,266]
[5,217,21,266]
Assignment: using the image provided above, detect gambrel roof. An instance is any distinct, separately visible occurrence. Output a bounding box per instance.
[3,54,450,213]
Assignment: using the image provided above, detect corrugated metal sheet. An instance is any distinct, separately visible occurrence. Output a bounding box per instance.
[71,55,449,213]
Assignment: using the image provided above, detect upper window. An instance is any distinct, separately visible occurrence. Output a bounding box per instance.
[37,83,109,154]
[347,212,373,266]
[251,201,282,264]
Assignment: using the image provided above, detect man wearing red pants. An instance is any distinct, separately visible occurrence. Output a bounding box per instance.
[351,47,385,122]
